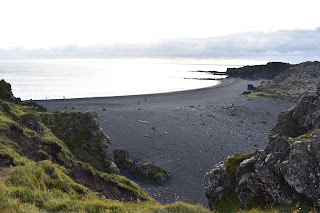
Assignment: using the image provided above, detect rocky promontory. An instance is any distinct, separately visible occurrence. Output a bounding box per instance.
[204,82,320,211]
[226,62,291,80]
[251,61,320,102]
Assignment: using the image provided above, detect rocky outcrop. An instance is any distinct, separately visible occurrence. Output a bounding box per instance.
[0,79,21,103]
[114,149,171,184]
[251,61,320,102]
[41,111,119,174]
[204,84,320,210]
[226,62,291,80]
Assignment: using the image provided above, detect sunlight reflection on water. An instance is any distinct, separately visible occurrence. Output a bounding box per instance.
[0,60,234,100]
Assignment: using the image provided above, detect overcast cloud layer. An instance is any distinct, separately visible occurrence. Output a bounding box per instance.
[1,28,319,63]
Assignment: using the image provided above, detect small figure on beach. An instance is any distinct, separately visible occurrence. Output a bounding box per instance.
[137,100,140,104]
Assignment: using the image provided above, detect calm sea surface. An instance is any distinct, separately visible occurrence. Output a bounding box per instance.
[0,60,235,100]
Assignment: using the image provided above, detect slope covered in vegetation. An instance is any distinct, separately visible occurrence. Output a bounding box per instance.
[0,79,209,213]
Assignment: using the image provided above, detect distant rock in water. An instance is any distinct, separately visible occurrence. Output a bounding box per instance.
[204,82,320,210]
[226,62,291,80]
[250,61,320,102]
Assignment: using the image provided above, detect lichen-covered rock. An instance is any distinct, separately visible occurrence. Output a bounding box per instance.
[114,149,171,184]
[204,84,320,210]
[280,133,320,207]
[204,162,230,209]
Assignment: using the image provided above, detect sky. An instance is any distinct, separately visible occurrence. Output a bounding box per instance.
[0,0,320,63]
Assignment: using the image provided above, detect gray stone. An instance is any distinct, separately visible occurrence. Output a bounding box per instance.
[204,84,320,210]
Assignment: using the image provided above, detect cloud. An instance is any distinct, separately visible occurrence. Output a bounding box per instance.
[1,28,320,63]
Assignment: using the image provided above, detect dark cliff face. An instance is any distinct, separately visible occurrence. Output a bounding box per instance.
[204,84,320,210]
[226,62,291,80]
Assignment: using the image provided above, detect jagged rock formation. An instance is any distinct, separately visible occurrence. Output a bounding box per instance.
[114,149,171,184]
[0,79,21,103]
[226,62,291,80]
[204,83,320,210]
[251,61,320,102]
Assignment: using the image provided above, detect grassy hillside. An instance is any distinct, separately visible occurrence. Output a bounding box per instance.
[0,80,210,212]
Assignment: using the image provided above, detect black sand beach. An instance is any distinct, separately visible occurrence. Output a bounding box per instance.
[36,78,294,206]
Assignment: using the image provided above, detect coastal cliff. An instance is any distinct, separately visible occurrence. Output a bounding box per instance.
[0,80,208,212]
[204,82,320,211]
[226,62,291,80]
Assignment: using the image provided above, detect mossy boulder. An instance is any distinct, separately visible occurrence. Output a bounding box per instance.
[204,153,254,209]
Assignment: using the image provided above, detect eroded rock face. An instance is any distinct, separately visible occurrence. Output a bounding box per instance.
[204,87,320,210]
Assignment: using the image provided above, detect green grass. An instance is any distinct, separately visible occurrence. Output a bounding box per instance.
[215,194,316,213]
[248,92,273,98]
[5,161,87,194]
[0,142,28,166]
[299,134,313,142]
[215,194,243,213]
[0,163,211,213]
[0,111,17,131]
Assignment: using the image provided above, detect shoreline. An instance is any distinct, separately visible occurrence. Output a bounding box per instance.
[34,77,236,102]
[37,78,294,206]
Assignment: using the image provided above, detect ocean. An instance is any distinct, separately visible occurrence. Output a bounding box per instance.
[0,59,236,100]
